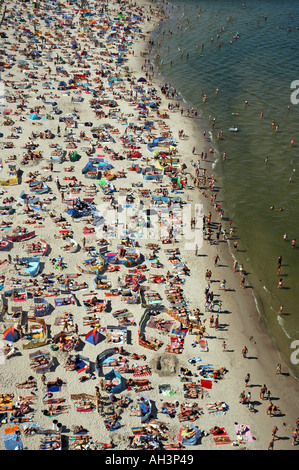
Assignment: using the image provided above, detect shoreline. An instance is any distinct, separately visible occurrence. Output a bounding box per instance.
[0,0,298,451]
[146,0,299,382]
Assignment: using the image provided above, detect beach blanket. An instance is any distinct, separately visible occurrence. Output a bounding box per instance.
[113,310,135,324]
[133,366,152,377]
[147,318,172,332]
[213,428,231,445]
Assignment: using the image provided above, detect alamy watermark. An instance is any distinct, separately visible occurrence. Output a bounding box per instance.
[0,80,5,107]
[290,80,299,104]
[0,340,5,365]
[94,199,204,252]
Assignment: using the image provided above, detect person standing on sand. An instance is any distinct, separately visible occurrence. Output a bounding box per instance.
[260,384,267,399]
[214,314,219,330]
[244,373,250,387]
[274,363,281,375]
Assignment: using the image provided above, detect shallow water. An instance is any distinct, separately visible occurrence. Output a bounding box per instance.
[152,0,299,377]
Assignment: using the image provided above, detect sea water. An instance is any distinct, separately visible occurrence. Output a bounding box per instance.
[152,0,299,378]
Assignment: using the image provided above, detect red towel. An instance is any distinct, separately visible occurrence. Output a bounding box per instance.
[200,379,213,389]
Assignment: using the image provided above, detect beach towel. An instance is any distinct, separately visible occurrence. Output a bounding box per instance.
[172,328,188,337]
[235,424,253,443]
[75,359,89,373]
[2,430,23,450]
[199,339,208,352]
[132,427,143,435]
[47,385,61,393]
[200,379,213,389]
[188,357,202,364]
[213,428,231,445]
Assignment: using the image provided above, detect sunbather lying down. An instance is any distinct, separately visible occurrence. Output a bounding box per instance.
[206,401,228,412]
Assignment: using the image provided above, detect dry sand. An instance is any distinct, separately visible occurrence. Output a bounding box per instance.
[0,0,298,452]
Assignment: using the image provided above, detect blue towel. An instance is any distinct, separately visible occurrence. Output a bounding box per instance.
[47,385,61,393]
[2,432,23,450]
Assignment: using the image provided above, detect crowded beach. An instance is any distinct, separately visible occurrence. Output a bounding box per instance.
[0,0,298,452]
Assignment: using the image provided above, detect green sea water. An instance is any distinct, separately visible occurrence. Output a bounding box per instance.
[152,0,299,378]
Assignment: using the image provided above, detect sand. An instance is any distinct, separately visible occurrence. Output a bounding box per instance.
[0,0,298,452]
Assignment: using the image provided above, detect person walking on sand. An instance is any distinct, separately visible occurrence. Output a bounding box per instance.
[214,254,220,266]
[266,401,273,417]
[268,438,274,450]
[278,305,283,315]
[274,363,281,375]
[222,340,227,352]
[242,345,248,358]
[292,430,298,446]
[272,426,278,440]
[241,276,245,289]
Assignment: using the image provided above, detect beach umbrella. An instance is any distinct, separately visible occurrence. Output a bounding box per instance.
[121,257,132,267]
[3,326,19,343]
[85,327,100,346]
[67,208,78,217]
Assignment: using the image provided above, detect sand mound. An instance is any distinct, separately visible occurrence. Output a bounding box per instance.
[151,354,179,377]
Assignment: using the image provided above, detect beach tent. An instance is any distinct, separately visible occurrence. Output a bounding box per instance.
[104,369,124,393]
[85,327,101,346]
[95,348,116,376]
[29,113,39,120]
[3,326,19,342]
